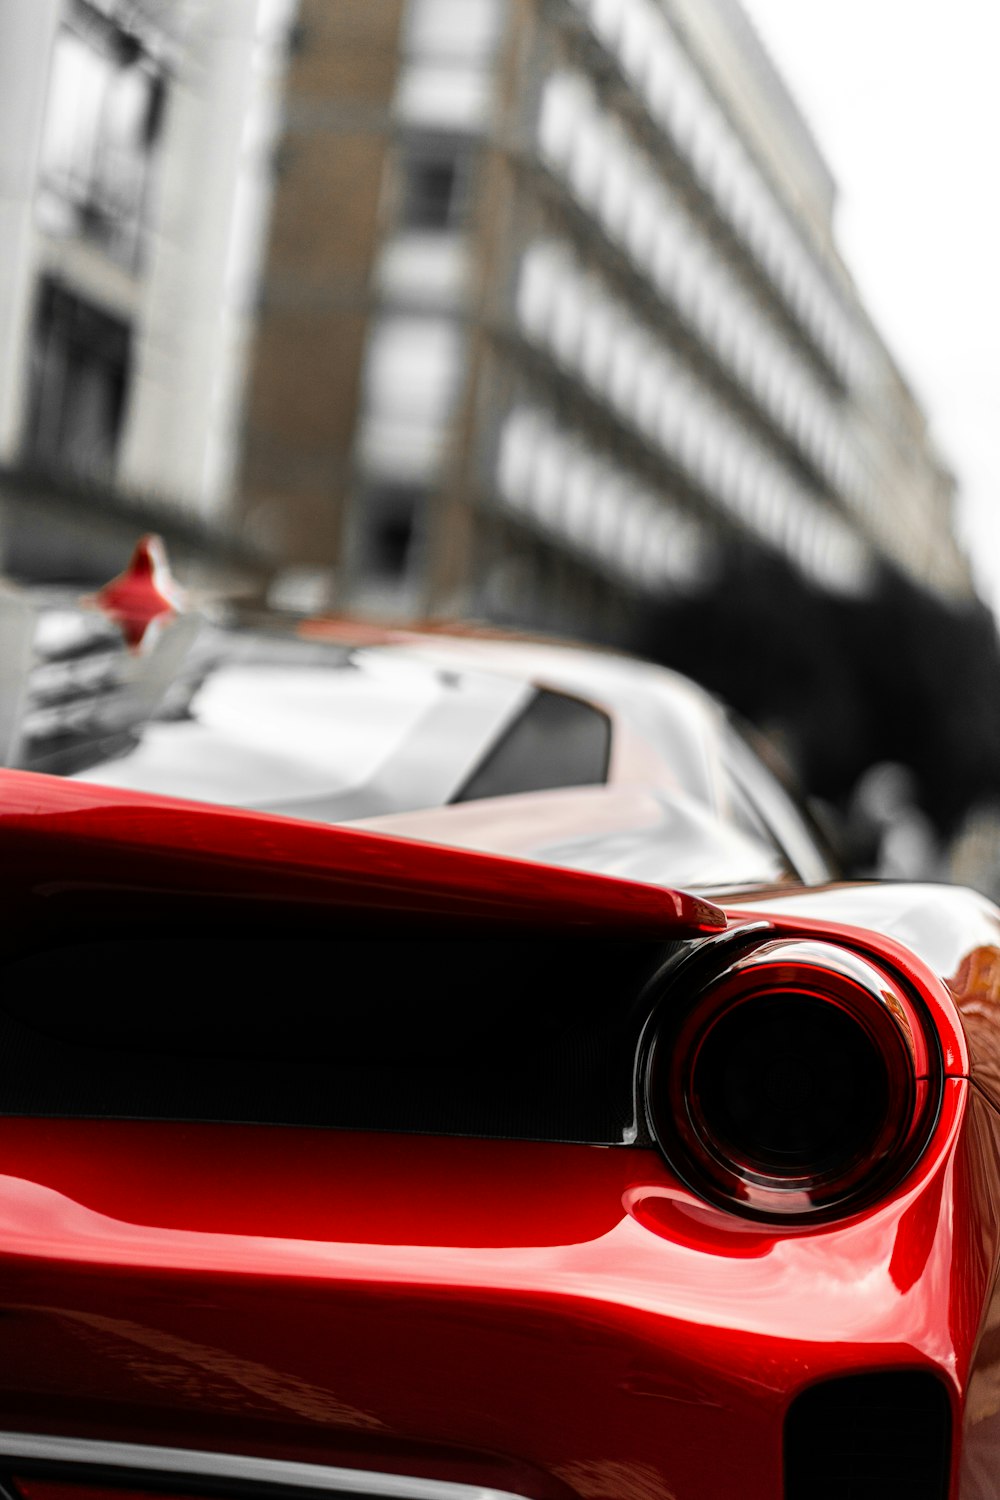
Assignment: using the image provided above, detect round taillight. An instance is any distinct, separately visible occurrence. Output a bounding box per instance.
[645,939,939,1221]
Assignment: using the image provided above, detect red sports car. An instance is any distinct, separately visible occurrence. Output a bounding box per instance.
[0,546,999,1500]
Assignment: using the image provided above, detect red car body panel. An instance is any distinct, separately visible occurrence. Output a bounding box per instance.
[0,1076,990,1500]
[2,637,1000,1500]
[0,756,999,1497]
[0,769,724,940]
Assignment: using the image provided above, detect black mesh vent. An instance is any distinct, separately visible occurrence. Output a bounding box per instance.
[785,1371,951,1500]
[0,930,671,1143]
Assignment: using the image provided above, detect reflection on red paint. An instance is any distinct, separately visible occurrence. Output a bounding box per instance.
[624,1188,777,1258]
[0,1079,980,1500]
[888,1164,947,1294]
[0,766,726,940]
[948,945,1000,1115]
[0,874,993,1494]
[17,1484,191,1500]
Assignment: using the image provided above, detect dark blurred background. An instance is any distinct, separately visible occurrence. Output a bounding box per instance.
[1,0,999,883]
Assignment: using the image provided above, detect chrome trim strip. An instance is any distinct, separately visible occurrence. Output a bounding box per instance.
[0,1433,525,1500]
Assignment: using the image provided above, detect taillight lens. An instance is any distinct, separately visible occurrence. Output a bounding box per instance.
[645,939,939,1221]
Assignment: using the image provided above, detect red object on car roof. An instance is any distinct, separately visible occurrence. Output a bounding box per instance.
[91,534,185,649]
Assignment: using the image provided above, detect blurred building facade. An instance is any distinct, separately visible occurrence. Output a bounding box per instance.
[234,0,972,632]
[0,0,976,634]
[0,0,291,584]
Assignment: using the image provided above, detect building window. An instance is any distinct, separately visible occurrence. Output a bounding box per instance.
[25,279,132,482]
[403,0,505,61]
[354,484,425,588]
[357,314,465,483]
[36,6,168,268]
[397,143,471,231]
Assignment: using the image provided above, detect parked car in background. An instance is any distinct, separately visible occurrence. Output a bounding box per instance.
[0,543,998,1500]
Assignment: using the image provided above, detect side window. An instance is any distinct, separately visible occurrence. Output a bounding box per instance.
[453,688,611,803]
[722,727,834,886]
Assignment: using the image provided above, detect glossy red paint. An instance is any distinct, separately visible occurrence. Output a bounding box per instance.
[0,1074,981,1500]
[90,537,184,650]
[956,1085,1000,1500]
[0,769,998,1494]
[722,893,972,1079]
[16,1484,185,1500]
[723,887,1000,1498]
[647,936,939,1220]
[0,768,724,940]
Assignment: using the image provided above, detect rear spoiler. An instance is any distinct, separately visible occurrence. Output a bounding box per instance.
[0,770,725,941]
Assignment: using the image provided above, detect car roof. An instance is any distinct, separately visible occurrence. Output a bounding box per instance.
[302,619,726,807]
[1,577,809,891]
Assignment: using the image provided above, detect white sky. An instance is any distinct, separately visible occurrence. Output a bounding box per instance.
[741,0,1000,611]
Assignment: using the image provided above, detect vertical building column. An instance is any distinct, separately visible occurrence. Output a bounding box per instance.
[0,0,63,461]
[118,0,294,520]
